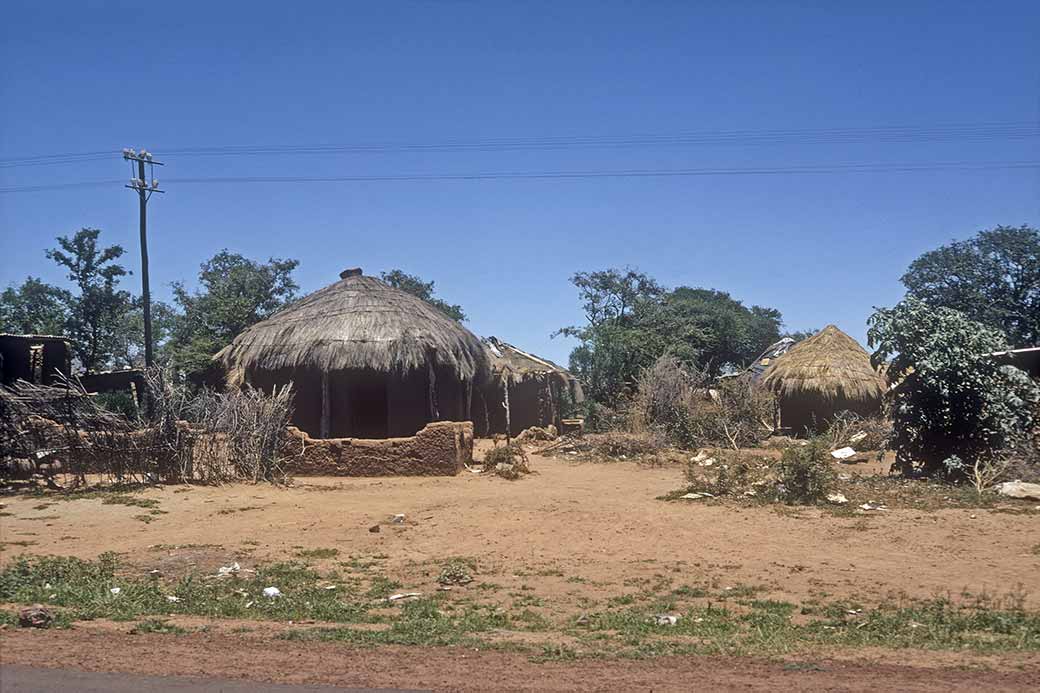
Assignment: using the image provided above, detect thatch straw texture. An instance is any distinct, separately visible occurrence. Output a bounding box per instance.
[216,274,487,382]
[761,325,886,402]
[484,337,571,382]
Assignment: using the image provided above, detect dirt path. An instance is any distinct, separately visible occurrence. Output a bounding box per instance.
[3,627,1037,692]
[0,664,417,693]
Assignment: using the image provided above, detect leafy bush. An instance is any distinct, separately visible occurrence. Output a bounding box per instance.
[579,400,629,433]
[776,440,834,504]
[92,391,140,420]
[869,298,1039,479]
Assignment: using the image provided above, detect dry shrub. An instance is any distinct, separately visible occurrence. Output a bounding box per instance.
[483,442,530,479]
[632,355,775,450]
[514,425,557,444]
[183,382,295,483]
[1,369,294,486]
[581,401,628,433]
[986,438,1040,486]
[823,410,892,452]
[683,450,772,497]
[585,431,665,459]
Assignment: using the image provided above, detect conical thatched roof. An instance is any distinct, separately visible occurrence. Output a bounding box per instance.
[761,325,886,401]
[216,269,487,382]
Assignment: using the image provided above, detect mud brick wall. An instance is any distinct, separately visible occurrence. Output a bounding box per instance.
[282,421,473,476]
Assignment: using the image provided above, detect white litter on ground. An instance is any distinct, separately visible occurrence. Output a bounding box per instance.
[387,592,423,602]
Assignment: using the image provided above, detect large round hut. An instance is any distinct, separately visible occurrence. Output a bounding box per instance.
[761,324,886,434]
[215,268,488,439]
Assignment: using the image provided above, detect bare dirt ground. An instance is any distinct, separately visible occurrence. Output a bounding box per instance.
[2,441,1039,690]
[4,625,1039,692]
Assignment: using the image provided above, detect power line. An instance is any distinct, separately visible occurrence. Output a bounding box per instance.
[2,160,1038,194]
[1,121,1038,168]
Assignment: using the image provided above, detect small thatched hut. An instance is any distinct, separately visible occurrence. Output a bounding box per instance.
[215,268,488,439]
[476,337,584,437]
[761,325,886,434]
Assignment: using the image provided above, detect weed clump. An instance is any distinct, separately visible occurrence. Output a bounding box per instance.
[483,443,530,479]
[683,451,771,498]
[776,440,835,505]
[438,559,475,586]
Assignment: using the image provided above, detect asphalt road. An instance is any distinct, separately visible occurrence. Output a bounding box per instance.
[0,666,428,693]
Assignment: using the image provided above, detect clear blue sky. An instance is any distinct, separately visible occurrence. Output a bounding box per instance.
[2,1,1038,365]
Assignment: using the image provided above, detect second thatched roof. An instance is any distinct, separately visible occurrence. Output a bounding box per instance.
[761,325,886,401]
[215,269,488,382]
[483,336,586,401]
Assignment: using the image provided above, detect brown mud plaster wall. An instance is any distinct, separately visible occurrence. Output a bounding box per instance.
[282,421,473,476]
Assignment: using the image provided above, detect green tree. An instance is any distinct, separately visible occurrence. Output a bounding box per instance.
[111,299,177,368]
[868,298,1038,478]
[782,328,818,343]
[46,228,133,371]
[901,225,1039,347]
[0,277,70,335]
[556,269,664,406]
[557,268,783,406]
[380,269,466,321]
[653,288,782,371]
[169,251,299,379]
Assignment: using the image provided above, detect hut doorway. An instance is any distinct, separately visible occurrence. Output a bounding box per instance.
[327,370,389,438]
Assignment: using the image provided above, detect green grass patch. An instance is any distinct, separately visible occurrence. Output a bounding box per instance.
[296,548,340,560]
[3,553,1038,657]
[101,494,160,509]
[216,506,263,515]
[283,597,507,647]
[0,554,367,625]
[365,576,403,599]
[130,618,188,635]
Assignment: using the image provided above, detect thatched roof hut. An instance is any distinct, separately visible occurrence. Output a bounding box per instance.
[476,337,584,436]
[216,268,488,439]
[761,324,886,434]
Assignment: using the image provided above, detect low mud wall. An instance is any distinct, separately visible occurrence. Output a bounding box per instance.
[282,421,473,476]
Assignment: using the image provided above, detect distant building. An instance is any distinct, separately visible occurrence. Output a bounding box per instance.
[0,334,72,386]
[477,337,585,437]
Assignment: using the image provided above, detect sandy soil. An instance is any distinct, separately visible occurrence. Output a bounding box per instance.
[2,447,1037,610]
[2,445,1039,689]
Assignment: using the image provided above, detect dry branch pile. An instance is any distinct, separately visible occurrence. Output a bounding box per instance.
[0,370,295,486]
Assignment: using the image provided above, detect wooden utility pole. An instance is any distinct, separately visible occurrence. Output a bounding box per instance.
[122,148,164,369]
